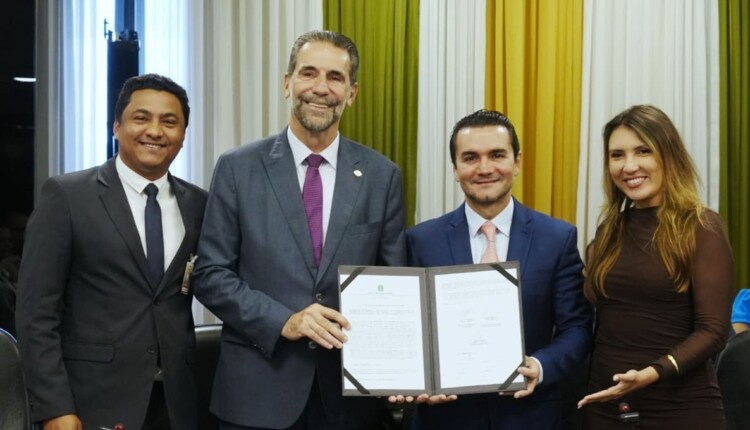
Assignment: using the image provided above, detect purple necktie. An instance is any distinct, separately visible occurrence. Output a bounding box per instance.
[303,154,324,266]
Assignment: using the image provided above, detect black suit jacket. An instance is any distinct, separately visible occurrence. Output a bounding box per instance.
[16,157,207,429]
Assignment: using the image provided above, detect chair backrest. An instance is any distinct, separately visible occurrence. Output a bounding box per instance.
[194,324,222,430]
[0,327,30,430]
[716,330,750,430]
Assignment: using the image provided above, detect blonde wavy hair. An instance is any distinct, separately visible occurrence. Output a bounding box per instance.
[584,105,705,301]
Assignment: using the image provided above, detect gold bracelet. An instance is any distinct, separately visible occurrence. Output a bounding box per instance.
[667,354,680,374]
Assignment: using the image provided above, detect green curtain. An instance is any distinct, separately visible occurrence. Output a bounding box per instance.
[719,0,750,291]
[323,0,420,226]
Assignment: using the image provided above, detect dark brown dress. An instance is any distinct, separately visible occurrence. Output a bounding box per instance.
[583,207,733,430]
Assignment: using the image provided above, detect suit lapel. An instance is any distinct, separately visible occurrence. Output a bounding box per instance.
[507,198,533,278]
[447,204,473,265]
[155,176,198,295]
[262,131,318,279]
[316,139,363,282]
[97,158,153,289]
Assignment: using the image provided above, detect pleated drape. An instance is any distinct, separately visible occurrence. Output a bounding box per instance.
[324,0,420,226]
[485,0,584,224]
[719,0,750,291]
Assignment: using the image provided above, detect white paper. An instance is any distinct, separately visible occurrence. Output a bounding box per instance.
[433,268,523,389]
[340,274,426,391]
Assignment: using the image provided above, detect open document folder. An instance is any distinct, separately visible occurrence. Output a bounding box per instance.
[338,262,526,396]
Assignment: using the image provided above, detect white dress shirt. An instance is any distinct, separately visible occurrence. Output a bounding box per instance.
[287,127,338,244]
[116,156,185,272]
[465,198,514,264]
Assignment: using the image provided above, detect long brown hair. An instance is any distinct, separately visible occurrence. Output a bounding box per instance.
[584,105,704,300]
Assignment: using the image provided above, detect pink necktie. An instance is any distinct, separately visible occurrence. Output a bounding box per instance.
[303,154,324,266]
[480,221,499,263]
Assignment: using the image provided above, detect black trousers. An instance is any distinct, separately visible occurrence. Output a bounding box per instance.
[142,381,171,430]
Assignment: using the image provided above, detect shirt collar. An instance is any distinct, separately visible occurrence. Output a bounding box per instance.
[464,198,515,238]
[287,127,339,169]
[115,155,169,194]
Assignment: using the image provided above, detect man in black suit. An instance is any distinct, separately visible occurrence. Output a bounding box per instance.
[16,74,207,430]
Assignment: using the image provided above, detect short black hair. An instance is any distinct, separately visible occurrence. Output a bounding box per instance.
[449,109,520,165]
[287,30,360,84]
[114,73,190,127]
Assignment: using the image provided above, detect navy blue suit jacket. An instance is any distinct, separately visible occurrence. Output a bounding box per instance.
[406,199,593,430]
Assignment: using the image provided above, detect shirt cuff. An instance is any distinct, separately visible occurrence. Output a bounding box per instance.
[529,356,543,385]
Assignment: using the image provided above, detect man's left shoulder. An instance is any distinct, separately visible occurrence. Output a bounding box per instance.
[517,202,576,235]
[343,138,399,170]
[169,175,208,200]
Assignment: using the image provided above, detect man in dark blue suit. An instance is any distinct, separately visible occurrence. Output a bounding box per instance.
[404,109,593,430]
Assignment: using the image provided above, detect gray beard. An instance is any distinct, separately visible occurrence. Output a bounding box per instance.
[296,108,339,132]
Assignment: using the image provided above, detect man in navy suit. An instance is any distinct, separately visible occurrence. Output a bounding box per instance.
[192,31,406,430]
[403,109,593,430]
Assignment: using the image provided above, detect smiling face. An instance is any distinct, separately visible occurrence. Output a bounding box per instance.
[607,126,665,208]
[113,89,185,181]
[453,125,520,219]
[284,41,358,138]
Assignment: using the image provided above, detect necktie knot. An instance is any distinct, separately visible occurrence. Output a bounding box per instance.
[480,221,496,242]
[144,183,159,198]
[306,154,324,169]
[480,221,499,263]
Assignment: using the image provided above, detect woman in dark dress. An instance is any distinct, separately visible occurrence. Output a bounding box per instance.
[578,105,733,429]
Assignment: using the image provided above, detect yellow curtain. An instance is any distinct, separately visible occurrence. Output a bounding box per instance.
[324,0,420,226]
[485,0,583,223]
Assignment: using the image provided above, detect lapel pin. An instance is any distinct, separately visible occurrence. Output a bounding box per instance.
[353,170,362,177]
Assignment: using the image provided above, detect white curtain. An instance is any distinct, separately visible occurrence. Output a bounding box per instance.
[36,0,323,325]
[199,0,323,189]
[576,0,720,251]
[415,0,486,224]
[192,0,323,323]
[35,0,113,191]
[36,0,322,189]
[141,0,202,185]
